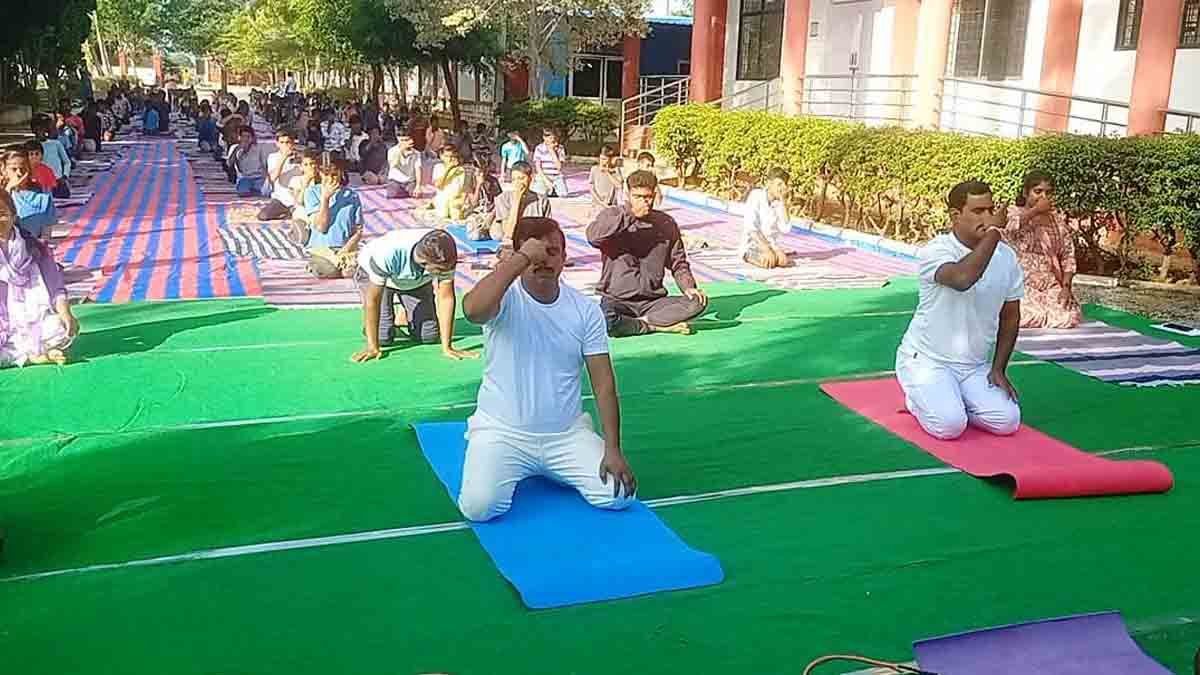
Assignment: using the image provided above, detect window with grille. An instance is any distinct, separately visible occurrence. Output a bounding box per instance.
[949,0,1030,80]
[1182,0,1200,48]
[1115,0,1142,50]
[736,0,785,81]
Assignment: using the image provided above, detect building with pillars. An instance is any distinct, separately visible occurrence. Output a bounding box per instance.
[687,0,1200,136]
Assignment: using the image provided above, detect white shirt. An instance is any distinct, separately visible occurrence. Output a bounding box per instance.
[267,151,302,206]
[356,229,453,291]
[899,233,1025,369]
[387,146,422,183]
[740,188,788,255]
[476,281,609,433]
[346,132,369,162]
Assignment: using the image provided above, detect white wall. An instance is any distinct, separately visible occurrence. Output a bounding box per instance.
[721,0,784,110]
[1020,0,1050,87]
[1167,49,1200,115]
[1071,0,1135,101]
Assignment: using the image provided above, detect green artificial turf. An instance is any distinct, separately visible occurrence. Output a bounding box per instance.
[2,447,1196,675]
[2,280,1198,675]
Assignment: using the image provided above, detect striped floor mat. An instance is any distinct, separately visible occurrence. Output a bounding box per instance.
[1017,321,1200,386]
[54,139,261,303]
[219,224,306,260]
[686,247,888,290]
[258,259,359,309]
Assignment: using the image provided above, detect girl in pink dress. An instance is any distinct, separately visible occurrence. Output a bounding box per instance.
[0,188,78,366]
[1005,171,1083,329]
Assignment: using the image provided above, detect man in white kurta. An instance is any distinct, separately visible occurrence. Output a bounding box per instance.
[458,217,637,522]
[897,180,1025,441]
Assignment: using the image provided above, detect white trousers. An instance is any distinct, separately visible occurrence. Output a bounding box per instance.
[895,350,1021,441]
[457,412,635,522]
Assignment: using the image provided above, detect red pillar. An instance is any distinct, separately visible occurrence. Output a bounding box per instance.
[503,61,530,102]
[117,50,128,77]
[690,0,728,102]
[622,35,642,100]
[779,0,812,115]
[1036,0,1084,132]
[1128,0,1185,135]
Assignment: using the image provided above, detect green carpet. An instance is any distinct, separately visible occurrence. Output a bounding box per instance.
[2,280,1197,674]
[2,448,1195,675]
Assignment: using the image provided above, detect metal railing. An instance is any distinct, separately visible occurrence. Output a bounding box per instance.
[939,77,1128,138]
[802,73,915,125]
[1164,108,1200,134]
[709,79,782,113]
[640,75,689,96]
[619,76,690,147]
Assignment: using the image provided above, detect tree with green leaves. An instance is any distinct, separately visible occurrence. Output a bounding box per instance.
[95,0,161,74]
[2,0,96,107]
[388,0,648,100]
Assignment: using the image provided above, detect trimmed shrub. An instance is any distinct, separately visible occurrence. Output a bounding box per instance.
[654,103,1200,280]
[496,98,618,145]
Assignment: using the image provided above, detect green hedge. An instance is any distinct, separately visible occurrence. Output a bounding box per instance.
[654,104,1200,279]
[497,98,619,145]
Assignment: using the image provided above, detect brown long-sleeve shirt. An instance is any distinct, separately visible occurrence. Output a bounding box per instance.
[586,205,697,302]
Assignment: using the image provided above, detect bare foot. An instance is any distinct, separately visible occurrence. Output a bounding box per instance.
[650,321,692,335]
[28,349,68,366]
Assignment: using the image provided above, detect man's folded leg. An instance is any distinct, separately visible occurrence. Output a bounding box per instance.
[896,351,970,441]
[541,416,635,510]
[458,416,540,522]
[640,295,705,327]
[960,366,1021,436]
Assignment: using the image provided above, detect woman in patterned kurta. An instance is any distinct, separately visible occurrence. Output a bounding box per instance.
[1005,171,1083,329]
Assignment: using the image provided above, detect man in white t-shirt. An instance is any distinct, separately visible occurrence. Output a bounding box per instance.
[351,228,477,363]
[458,217,637,522]
[741,167,792,269]
[386,132,424,199]
[257,130,304,221]
[897,180,1025,441]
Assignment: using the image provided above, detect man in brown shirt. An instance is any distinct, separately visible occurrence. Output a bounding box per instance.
[586,170,708,336]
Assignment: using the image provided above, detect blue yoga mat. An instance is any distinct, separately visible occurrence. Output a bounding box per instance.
[412,421,726,609]
[445,225,500,253]
[914,611,1172,674]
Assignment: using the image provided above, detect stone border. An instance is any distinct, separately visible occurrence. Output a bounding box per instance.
[661,185,921,263]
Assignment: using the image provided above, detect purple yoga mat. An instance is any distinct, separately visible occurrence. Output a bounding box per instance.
[913,612,1171,675]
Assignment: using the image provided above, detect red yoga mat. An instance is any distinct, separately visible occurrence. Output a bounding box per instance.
[820,378,1174,499]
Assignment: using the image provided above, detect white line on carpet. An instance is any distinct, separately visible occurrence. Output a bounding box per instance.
[3,440,1187,585]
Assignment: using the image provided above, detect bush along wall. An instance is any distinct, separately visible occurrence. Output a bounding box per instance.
[653,104,1200,281]
[497,97,619,147]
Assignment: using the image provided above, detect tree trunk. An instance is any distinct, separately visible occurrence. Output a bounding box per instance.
[440,57,462,128]
[220,62,228,92]
[527,0,541,99]
[371,63,384,104]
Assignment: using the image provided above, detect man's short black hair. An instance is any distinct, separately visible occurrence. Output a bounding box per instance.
[276,128,295,140]
[22,140,43,154]
[414,229,458,268]
[636,151,655,164]
[599,144,618,159]
[510,160,533,175]
[513,217,566,252]
[947,180,992,210]
[626,170,658,192]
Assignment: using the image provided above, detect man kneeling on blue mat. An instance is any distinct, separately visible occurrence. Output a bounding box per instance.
[458,217,637,521]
